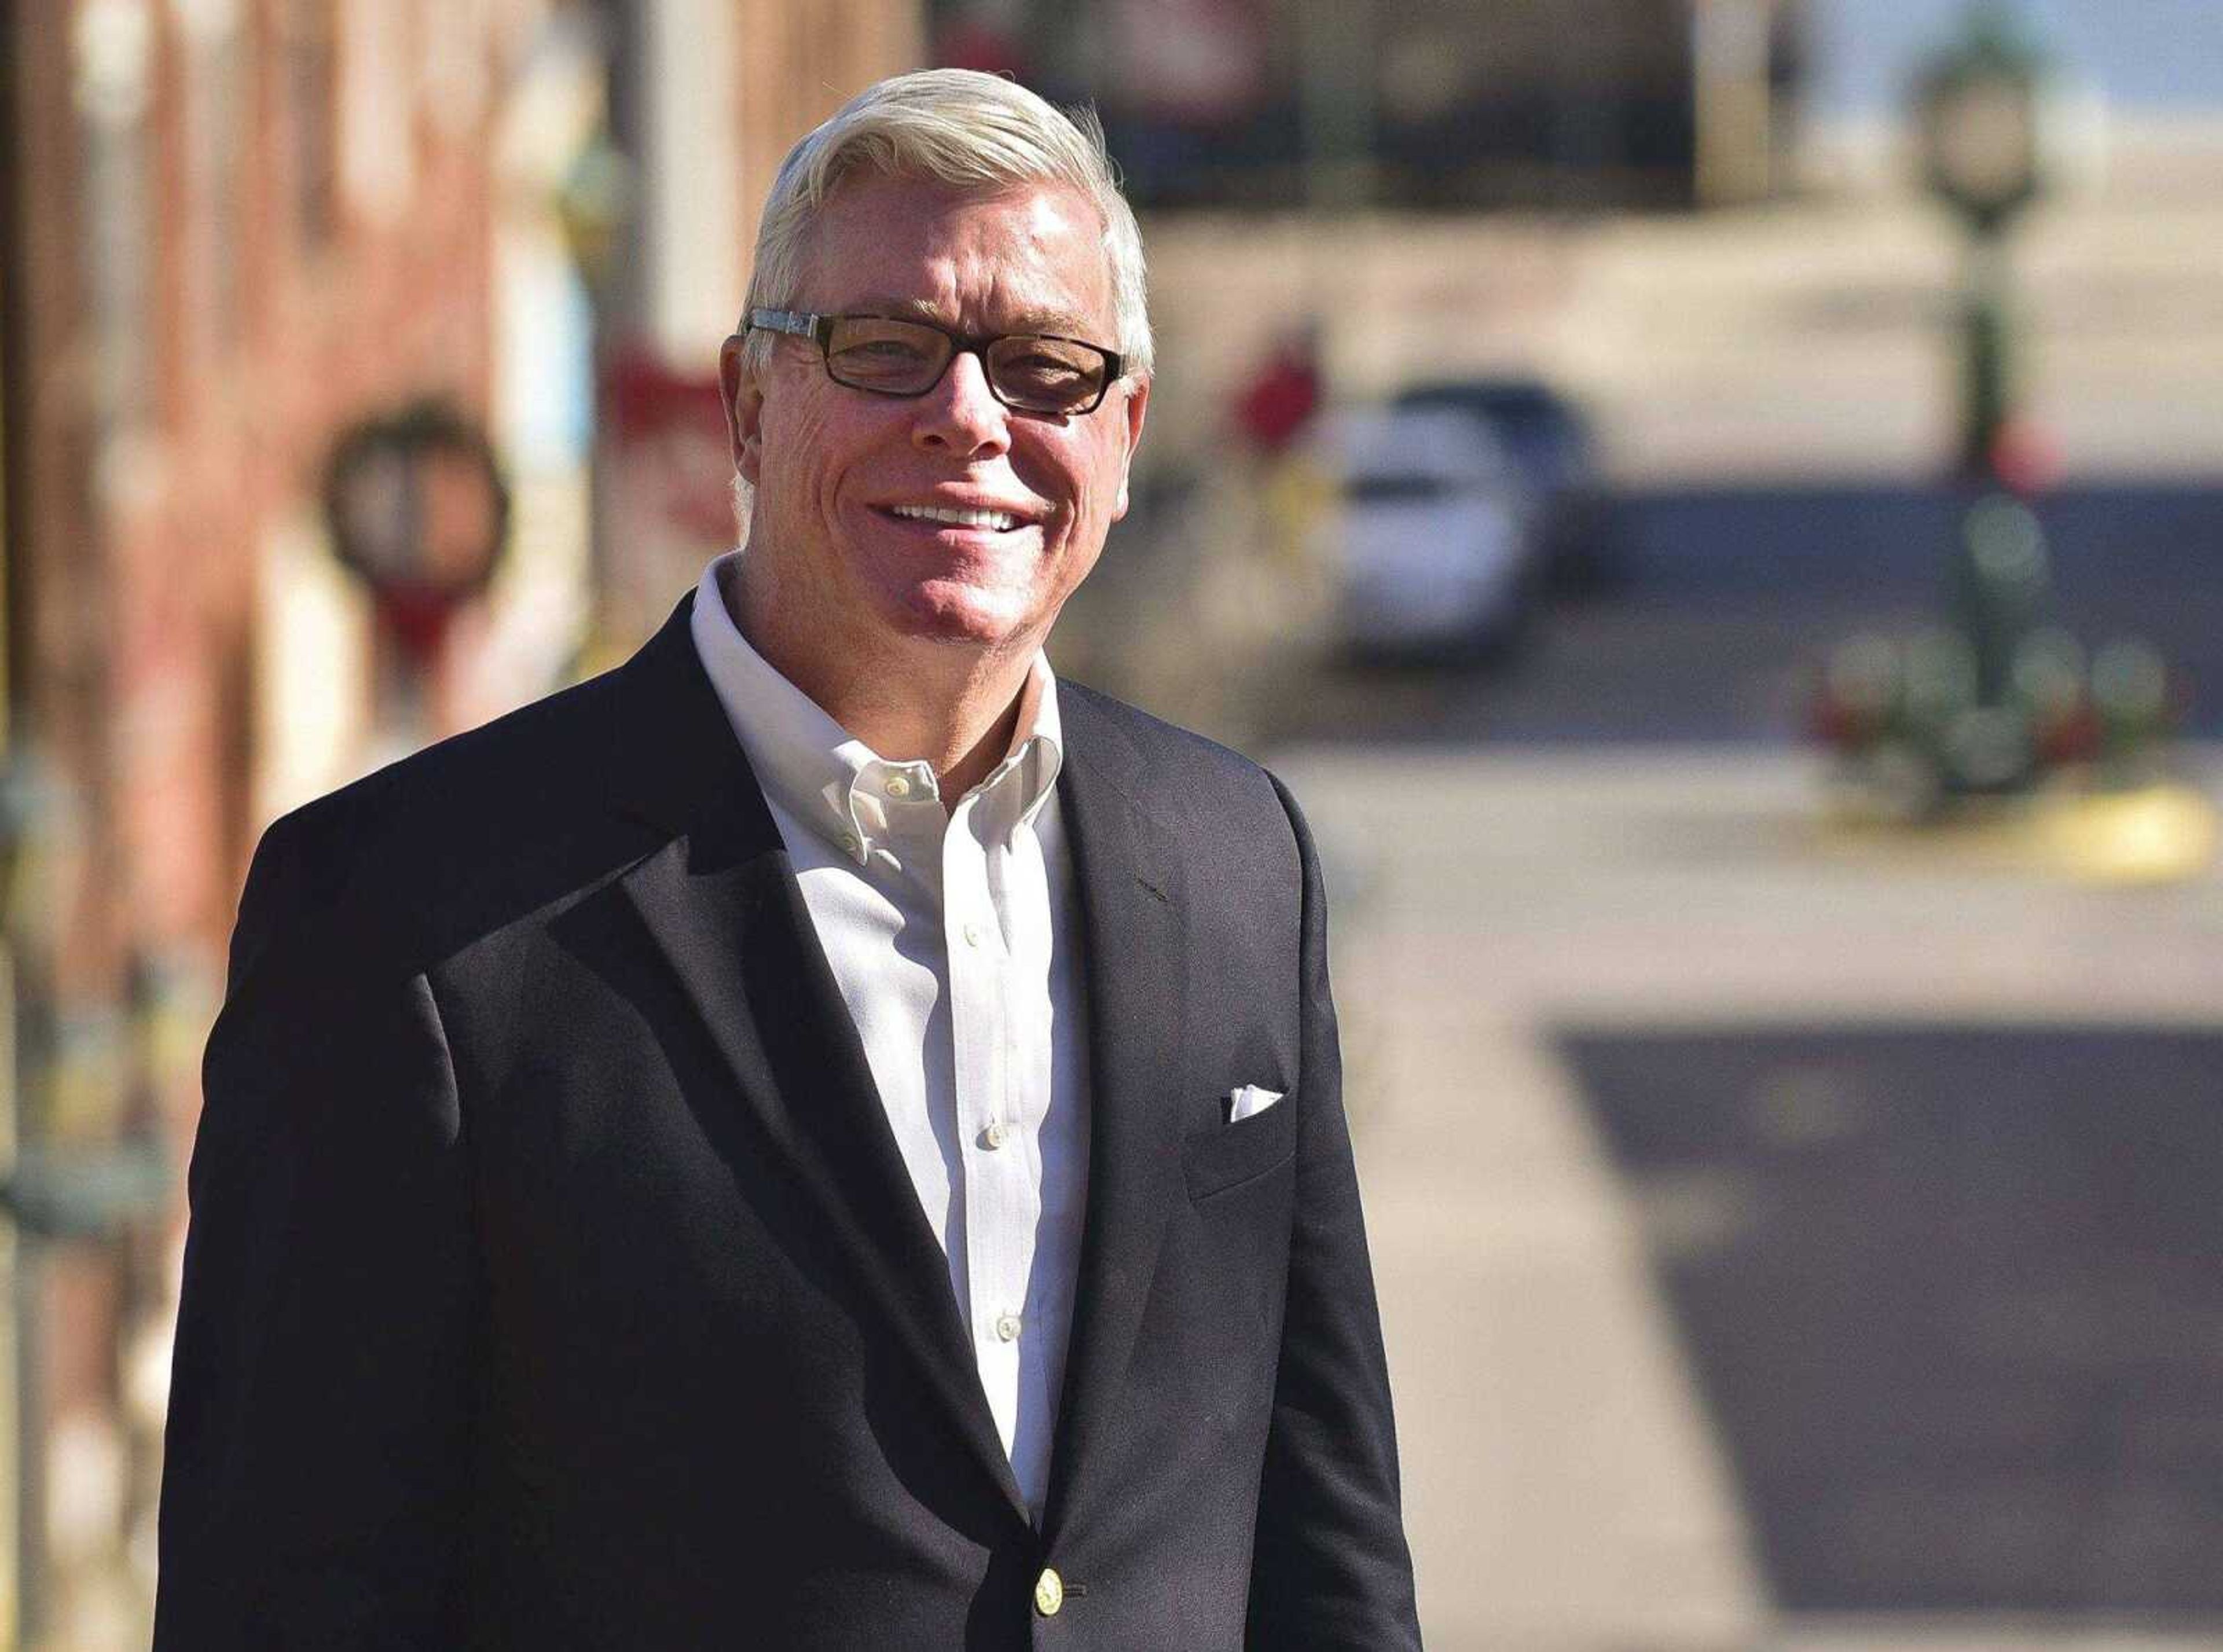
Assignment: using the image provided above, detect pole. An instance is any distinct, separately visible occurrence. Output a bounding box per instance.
[1948,225,2049,725]
[1958,231,2013,480]
[1296,0,1376,213]
[0,0,33,1633]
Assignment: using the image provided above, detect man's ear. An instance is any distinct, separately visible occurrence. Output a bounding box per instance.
[718,333,764,486]
[1112,374,1150,522]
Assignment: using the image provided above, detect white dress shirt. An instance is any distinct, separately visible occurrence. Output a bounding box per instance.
[689,554,1091,1517]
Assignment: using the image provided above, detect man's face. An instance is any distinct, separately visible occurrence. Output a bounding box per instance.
[721,172,1149,670]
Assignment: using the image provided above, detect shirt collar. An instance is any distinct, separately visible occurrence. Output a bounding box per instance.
[689,552,1063,867]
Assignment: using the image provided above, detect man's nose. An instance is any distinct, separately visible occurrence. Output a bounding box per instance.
[912,349,1010,457]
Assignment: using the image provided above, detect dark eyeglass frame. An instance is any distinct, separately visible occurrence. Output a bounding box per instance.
[743,308,1126,416]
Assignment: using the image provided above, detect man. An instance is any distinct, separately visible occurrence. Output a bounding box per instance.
[158,70,1419,1649]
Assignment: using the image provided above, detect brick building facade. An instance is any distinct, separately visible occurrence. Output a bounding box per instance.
[1,2,919,1643]
[3,2,516,1640]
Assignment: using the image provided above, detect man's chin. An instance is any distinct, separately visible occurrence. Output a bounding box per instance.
[885,582,1043,651]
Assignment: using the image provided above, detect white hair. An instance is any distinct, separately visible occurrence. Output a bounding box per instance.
[736,69,1152,381]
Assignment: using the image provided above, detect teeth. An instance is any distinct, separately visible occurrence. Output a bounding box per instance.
[891,504,1021,531]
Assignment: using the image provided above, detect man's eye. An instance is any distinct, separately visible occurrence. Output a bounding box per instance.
[1006,354,1083,383]
[839,339,931,366]
[996,342,1099,392]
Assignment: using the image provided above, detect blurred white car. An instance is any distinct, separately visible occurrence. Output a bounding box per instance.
[1309,405,1543,659]
[1394,376,1616,591]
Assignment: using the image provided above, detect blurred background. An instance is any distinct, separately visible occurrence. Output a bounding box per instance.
[1,0,2220,1645]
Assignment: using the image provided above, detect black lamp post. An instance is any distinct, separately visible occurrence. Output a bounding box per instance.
[1815,7,2180,819]
[1916,4,2053,754]
[1915,1,2047,480]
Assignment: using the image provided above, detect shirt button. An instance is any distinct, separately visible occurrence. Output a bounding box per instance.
[962,922,983,948]
[982,1121,1010,1150]
[1033,1566,1064,1617]
[993,1312,1022,1343]
[883,773,912,799]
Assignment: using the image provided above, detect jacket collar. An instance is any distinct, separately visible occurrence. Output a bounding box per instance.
[603,596,1030,1521]
[602,601,1193,1537]
[1038,687,1191,1545]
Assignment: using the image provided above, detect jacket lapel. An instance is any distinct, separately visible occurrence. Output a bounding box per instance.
[603,600,1028,1522]
[1039,688,1191,1544]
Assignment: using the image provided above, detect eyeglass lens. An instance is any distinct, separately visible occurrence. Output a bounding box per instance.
[824,317,1110,413]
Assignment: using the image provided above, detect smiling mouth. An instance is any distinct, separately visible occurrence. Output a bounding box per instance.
[886,504,1024,532]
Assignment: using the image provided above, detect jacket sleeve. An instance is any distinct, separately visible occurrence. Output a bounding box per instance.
[1246,774,1423,1649]
[155,808,474,1648]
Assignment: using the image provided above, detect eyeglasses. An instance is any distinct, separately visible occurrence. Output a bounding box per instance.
[744,309,1125,416]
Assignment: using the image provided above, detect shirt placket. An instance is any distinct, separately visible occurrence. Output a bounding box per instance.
[945,783,1039,1459]
[1000,805,1063,1383]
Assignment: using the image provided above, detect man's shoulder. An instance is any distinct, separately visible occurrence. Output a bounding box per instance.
[1058,679,1272,789]
[272,659,625,846]
[244,638,688,965]
[1057,679,1303,846]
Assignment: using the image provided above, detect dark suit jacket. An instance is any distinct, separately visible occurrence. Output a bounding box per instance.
[156,596,1420,1649]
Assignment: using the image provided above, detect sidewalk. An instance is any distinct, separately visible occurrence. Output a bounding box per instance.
[1276,743,2223,1650]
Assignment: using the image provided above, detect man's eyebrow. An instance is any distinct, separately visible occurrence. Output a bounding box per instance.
[842,295,953,324]
[838,296,1105,338]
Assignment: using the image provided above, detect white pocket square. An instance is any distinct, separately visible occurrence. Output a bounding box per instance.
[1226,1084,1285,1124]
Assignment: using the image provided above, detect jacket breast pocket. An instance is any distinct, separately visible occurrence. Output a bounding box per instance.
[1182,1088,1300,1202]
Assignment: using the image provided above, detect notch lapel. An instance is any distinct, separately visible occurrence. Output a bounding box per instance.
[1040,690,1190,1543]
[604,603,1028,1523]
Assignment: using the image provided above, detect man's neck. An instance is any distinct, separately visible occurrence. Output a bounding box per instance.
[724,565,1036,806]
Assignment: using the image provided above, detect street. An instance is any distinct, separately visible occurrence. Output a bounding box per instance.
[1267,482,2223,749]
[1257,483,2223,1649]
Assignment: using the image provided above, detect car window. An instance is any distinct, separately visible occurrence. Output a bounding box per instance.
[1348,473,1451,504]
